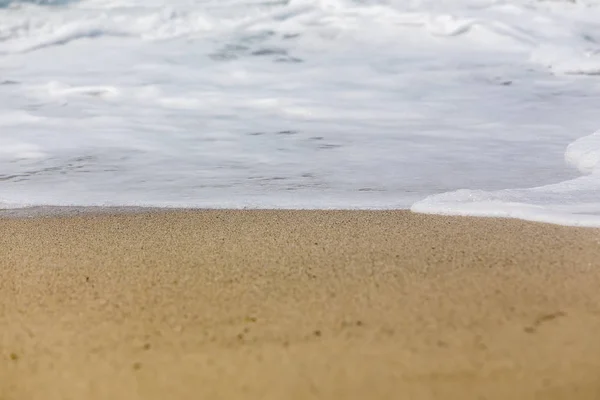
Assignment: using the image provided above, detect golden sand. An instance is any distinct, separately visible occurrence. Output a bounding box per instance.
[1,210,600,400]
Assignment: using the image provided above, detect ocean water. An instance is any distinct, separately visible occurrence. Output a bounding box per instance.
[1,0,600,225]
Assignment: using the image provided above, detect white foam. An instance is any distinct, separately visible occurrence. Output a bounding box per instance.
[566,130,600,174]
[412,130,600,227]
[531,45,600,76]
[44,81,121,98]
[1,0,600,213]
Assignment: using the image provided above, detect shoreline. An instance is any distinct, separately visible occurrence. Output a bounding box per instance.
[2,205,600,229]
[2,210,600,399]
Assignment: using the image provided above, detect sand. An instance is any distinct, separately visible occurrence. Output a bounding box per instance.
[1,210,600,400]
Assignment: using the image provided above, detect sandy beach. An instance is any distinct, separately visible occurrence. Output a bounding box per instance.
[2,210,600,400]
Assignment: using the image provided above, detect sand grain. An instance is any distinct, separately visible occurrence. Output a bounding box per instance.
[1,210,600,399]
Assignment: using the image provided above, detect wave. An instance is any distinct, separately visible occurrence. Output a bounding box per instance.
[0,0,598,58]
[412,130,600,228]
[0,0,598,81]
[1,0,600,217]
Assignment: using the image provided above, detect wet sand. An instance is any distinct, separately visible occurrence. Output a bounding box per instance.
[2,210,600,400]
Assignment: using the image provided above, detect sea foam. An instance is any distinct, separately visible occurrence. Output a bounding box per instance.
[412,130,600,227]
[1,0,600,222]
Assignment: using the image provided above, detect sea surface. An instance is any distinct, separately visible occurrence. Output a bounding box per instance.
[2,0,600,225]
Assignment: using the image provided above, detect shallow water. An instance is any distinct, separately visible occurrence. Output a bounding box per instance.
[1,0,600,224]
